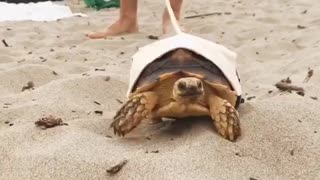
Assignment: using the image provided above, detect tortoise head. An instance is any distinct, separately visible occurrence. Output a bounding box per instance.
[173,77,205,103]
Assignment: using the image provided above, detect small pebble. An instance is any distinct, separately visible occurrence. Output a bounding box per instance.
[240,98,245,103]
[310,96,318,100]
[297,25,306,29]
[246,96,256,101]
[94,110,103,115]
[147,35,159,40]
[94,101,101,105]
[105,76,111,81]
[290,150,294,156]
[106,135,113,138]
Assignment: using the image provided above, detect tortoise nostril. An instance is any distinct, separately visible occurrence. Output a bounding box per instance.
[178,81,186,90]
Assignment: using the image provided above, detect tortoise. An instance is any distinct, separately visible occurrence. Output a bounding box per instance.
[110,48,242,142]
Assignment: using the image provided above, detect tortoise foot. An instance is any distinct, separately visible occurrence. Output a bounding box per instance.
[110,92,158,136]
[209,95,241,142]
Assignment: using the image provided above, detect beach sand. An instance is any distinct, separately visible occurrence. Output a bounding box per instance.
[0,0,320,179]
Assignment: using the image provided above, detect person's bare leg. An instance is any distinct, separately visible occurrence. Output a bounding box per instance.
[86,0,139,39]
[162,0,183,34]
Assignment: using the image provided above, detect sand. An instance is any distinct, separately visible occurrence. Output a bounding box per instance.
[0,0,320,179]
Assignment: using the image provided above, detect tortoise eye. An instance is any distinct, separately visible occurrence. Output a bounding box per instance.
[178,81,186,90]
[197,81,202,88]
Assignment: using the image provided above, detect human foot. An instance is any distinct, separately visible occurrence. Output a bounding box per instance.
[86,18,138,39]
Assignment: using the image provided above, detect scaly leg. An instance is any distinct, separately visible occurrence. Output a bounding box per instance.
[208,94,241,142]
[110,92,158,136]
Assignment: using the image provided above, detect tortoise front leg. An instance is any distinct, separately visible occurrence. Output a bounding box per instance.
[110,92,158,136]
[208,94,241,142]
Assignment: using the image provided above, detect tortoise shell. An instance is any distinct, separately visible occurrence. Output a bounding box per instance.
[132,48,241,108]
[134,48,232,88]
